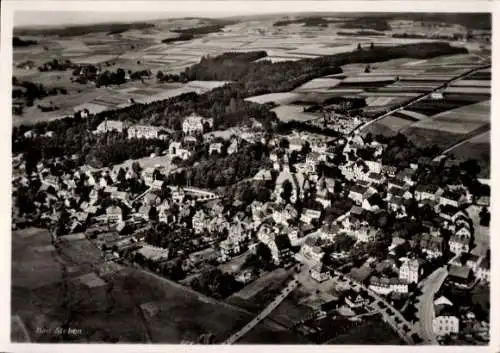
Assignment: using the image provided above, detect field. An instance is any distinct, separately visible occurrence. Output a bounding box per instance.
[271,105,319,122]
[327,319,403,344]
[12,227,301,343]
[245,92,304,105]
[448,131,490,178]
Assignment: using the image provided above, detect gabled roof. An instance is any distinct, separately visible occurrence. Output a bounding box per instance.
[350,185,368,195]
[388,178,406,187]
[415,184,439,194]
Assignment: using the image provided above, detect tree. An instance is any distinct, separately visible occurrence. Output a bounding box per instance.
[364,65,371,73]
[357,43,362,51]
[131,161,142,175]
[280,179,293,202]
[156,70,165,82]
[370,42,374,50]
[479,207,490,227]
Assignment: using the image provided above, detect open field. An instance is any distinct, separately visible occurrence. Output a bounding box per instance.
[271,105,319,122]
[327,319,403,345]
[245,92,304,105]
[12,227,300,343]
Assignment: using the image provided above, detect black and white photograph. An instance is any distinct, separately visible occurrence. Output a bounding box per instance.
[4,0,495,348]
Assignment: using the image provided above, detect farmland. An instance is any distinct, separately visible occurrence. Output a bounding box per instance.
[11,228,299,343]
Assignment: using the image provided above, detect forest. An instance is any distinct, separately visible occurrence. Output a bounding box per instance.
[14,22,155,37]
[12,36,37,47]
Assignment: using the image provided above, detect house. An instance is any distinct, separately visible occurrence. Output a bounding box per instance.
[387,187,412,201]
[399,258,421,283]
[369,277,409,295]
[475,256,490,283]
[415,184,440,202]
[388,197,406,214]
[345,290,369,309]
[218,238,241,262]
[365,160,382,174]
[362,193,382,212]
[89,189,100,204]
[465,253,482,272]
[366,172,386,185]
[420,233,443,259]
[388,178,406,190]
[192,209,208,234]
[300,237,325,266]
[300,209,322,224]
[448,265,473,286]
[318,223,339,241]
[138,204,152,220]
[137,245,170,262]
[253,169,273,181]
[127,125,168,140]
[95,120,125,134]
[182,115,213,135]
[455,225,471,239]
[448,235,470,255]
[143,193,161,207]
[151,180,164,190]
[288,138,304,152]
[348,185,368,205]
[433,309,459,336]
[439,206,468,223]
[142,167,156,186]
[209,142,223,155]
[382,165,397,177]
[169,142,191,160]
[105,205,123,223]
[440,190,465,208]
[235,269,254,284]
[310,263,331,282]
[397,168,416,186]
[227,139,239,155]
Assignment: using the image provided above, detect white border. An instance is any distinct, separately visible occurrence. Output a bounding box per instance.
[1,1,498,353]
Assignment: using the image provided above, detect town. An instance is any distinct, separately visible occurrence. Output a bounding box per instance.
[10,11,491,346]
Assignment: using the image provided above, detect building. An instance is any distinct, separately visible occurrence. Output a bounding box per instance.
[415,184,440,202]
[345,290,369,309]
[448,235,470,255]
[367,172,386,185]
[348,185,368,205]
[448,265,473,287]
[433,314,459,337]
[209,142,223,155]
[399,258,420,283]
[420,233,443,259]
[182,115,213,135]
[105,205,123,223]
[95,120,125,134]
[300,237,325,266]
[127,125,169,140]
[388,178,407,190]
[253,169,273,181]
[365,160,382,174]
[192,209,208,234]
[440,190,465,208]
[475,256,490,283]
[169,142,191,160]
[310,263,331,282]
[300,209,322,224]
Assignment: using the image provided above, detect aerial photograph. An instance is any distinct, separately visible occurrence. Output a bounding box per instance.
[10,8,491,346]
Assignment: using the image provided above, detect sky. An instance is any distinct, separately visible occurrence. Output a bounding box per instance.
[14,11,234,27]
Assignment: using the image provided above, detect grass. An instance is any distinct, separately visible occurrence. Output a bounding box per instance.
[327,318,403,344]
[12,227,301,343]
[271,105,319,122]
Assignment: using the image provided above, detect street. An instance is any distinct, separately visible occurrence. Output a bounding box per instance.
[415,267,448,344]
[224,278,299,344]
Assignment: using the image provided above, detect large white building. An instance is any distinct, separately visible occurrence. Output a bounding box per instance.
[128,125,169,140]
[399,258,421,283]
[182,115,213,135]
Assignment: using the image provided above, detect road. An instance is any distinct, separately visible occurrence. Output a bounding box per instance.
[345,64,492,142]
[433,129,490,162]
[12,315,31,342]
[415,267,448,345]
[223,278,299,344]
[331,270,414,344]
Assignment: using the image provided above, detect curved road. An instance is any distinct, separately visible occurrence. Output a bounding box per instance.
[224,278,299,344]
[415,267,448,345]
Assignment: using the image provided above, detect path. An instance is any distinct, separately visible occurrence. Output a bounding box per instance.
[433,129,491,161]
[223,278,299,344]
[12,315,31,342]
[415,267,448,344]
